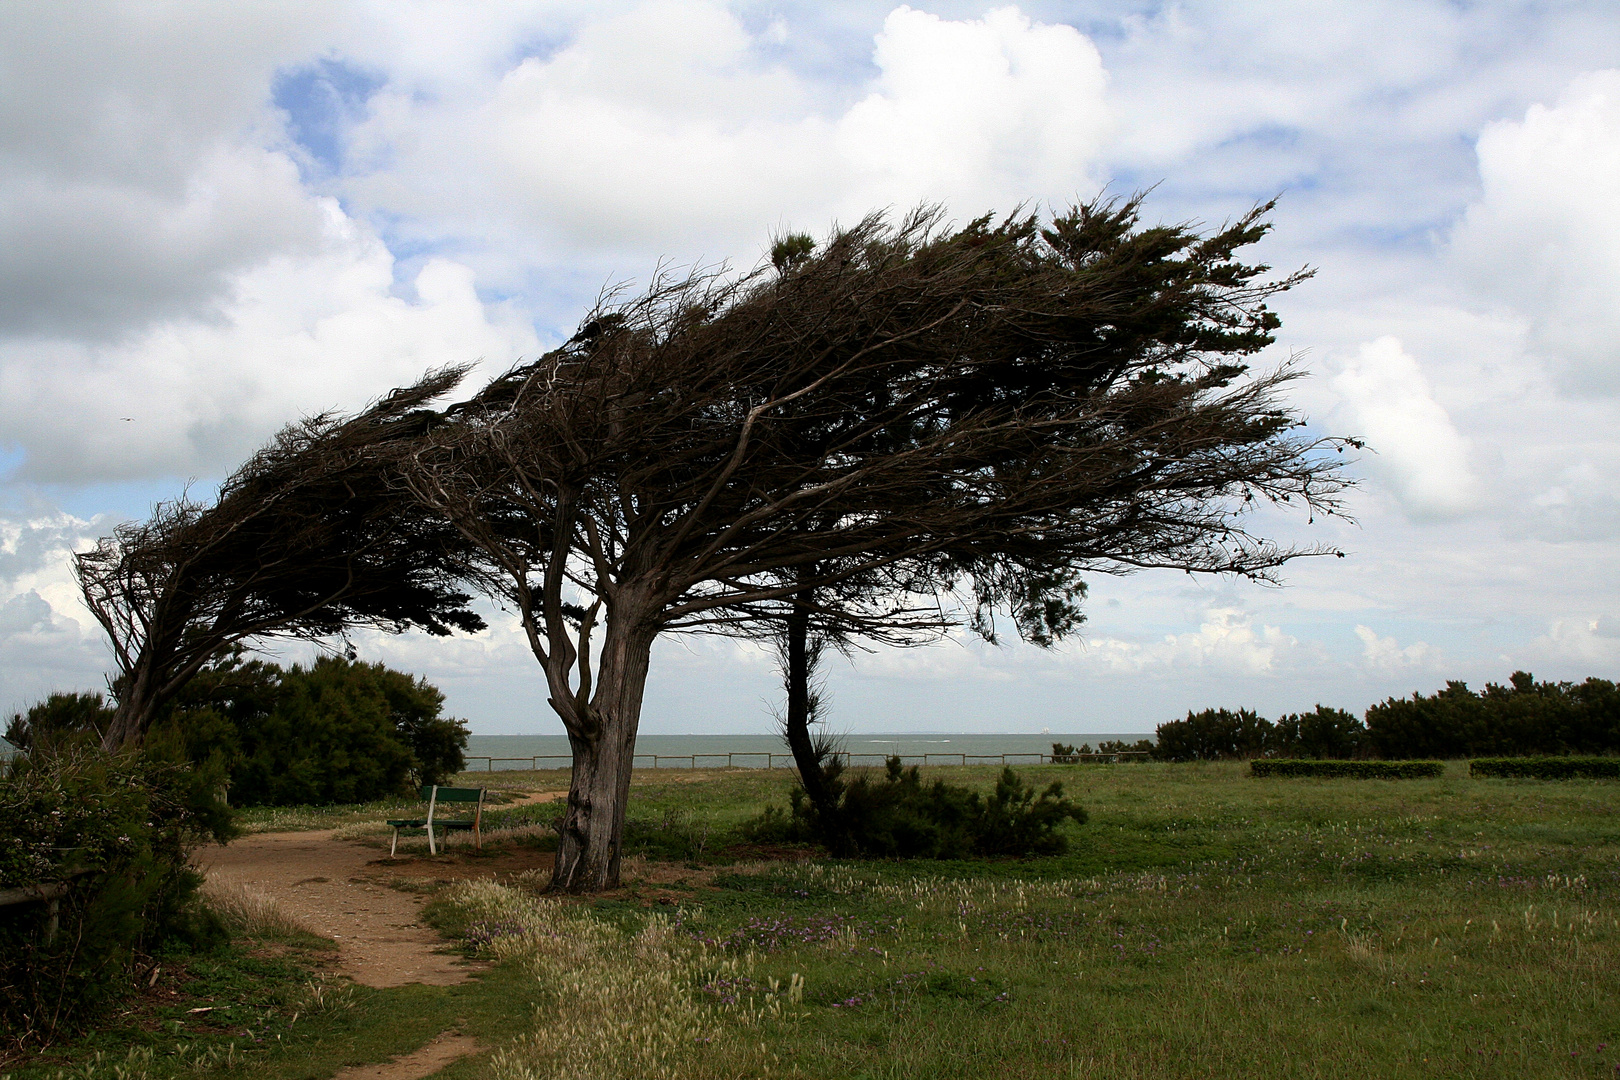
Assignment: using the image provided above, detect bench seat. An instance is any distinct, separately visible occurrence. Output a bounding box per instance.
[387,785,486,856]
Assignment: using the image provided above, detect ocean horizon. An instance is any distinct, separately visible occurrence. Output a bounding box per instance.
[465,731,1155,770]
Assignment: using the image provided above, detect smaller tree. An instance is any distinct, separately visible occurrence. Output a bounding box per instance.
[4,692,115,753]
[1272,706,1364,759]
[79,370,485,751]
[748,756,1087,858]
[1154,708,1272,761]
[160,654,468,805]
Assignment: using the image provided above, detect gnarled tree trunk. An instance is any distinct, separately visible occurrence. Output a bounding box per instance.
[551,618,656,892]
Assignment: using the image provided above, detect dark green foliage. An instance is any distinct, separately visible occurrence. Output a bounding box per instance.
[1250,759,1443,779]
[1052,739,1154,762]
[1366,671,1620,758]
[1098,739,1155,757]
[0,745,233,1048]
[1153,706,1366,762]
[160,653,467,806]
[1153,708,1272,761]
[1272,706,1366,759]
[1051,742,1090,761]
[747,757,1086,858]
[4,692,116,752]
[1469,757,1620,779]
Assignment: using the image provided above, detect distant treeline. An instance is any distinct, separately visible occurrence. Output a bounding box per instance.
[1152,672,1620,761]
[5,654,467,806]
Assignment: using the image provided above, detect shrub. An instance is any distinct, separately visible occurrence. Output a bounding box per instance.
[160,653,469,805]
[1153,708,1271,761]
[4,691,116,752]
[1271,706,1366,759]
[1052,740,1153,762]
[1250,759,1443,779]
[1366,672,1620,758]
[746,757,1086,858]
[1051,742,1091,762]
[0,744,233,1048]
[1469,757,1620,780]
[1098,739,1155,758]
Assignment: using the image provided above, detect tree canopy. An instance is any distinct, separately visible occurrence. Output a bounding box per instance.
[79,369,485,750]
[401,196,1353,889]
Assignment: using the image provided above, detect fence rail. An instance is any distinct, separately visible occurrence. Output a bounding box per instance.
[462,750,1152,772]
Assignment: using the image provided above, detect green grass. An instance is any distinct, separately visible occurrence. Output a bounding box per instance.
[11,760,1619,1079]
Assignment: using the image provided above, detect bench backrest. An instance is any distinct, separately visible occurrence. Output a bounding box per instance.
[418,786,485,803]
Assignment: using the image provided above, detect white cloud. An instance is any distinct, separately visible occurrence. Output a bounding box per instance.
[345,4,1109,264]
[1078,608,1298,675]
[1,202,539,484]
[1450,70,1620,393]
[1514,617,1620,670]
[0,510,110,713]
[1353,624,1434,669]
[1332,336,1480,520]
[0,3,342,337]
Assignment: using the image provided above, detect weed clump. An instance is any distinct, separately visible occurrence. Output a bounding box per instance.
[746,757,1085,858]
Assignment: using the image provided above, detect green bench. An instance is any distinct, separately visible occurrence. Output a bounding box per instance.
[387,785,486,857]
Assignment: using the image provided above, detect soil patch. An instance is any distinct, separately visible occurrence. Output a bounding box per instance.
[196,830,482,988]
[330,1031,483,1080]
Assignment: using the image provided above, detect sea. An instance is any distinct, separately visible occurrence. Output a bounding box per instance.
[465,732,1153,770]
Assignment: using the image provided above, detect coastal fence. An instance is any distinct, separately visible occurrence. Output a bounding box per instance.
[462,750,1151,772]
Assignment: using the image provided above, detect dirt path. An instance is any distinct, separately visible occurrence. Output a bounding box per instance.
[330,1032,483,1080]
[197,829,480,988]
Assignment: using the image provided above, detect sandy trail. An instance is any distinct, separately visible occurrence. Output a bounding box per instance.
[197,829,480,988]
[198,789,567,988]
[330,1032,484,1080]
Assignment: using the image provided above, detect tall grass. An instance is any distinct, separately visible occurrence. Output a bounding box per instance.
[198,879,315,940]
[437,880,778,1080]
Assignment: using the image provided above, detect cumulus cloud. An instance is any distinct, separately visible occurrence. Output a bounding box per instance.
[1332,336,1480,520]
[0,3,342,338]
[1079,609,1298,675]
[0,203,539,484]
[0,510,110,712]
[1450,70,1620,393]
[346,4,1109,262]
[1515,616,1620,670]
[1353,625,1434,669]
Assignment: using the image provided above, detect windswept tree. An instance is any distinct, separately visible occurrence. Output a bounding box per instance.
[404,196,1354,892]
[79,370,485,751]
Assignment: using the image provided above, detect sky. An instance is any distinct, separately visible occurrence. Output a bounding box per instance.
[3,1,1619,737]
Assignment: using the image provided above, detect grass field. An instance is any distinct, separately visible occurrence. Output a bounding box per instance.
[9,760,1619,1079]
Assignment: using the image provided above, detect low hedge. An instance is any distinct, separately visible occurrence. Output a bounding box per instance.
[1469,757,1620,779]
[1250,759,1444,779]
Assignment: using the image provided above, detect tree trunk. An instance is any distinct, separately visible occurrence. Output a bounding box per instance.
[781,591,831,808]
[100,660,157,751]
[551,616,656,892]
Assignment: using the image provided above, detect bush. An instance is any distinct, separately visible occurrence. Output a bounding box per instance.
[746,757,1086,858]
[1469,757,1620,780]
[1366,672,1620,758]
[1271,706,1366,759]
[4,691,116,752]
[1098,739,1155,758]
[1052,740,1153,762]
[1153,708,1271,761]
[1250,759,1443,779]
[0,744,233,1048]
[160,653,469,805]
